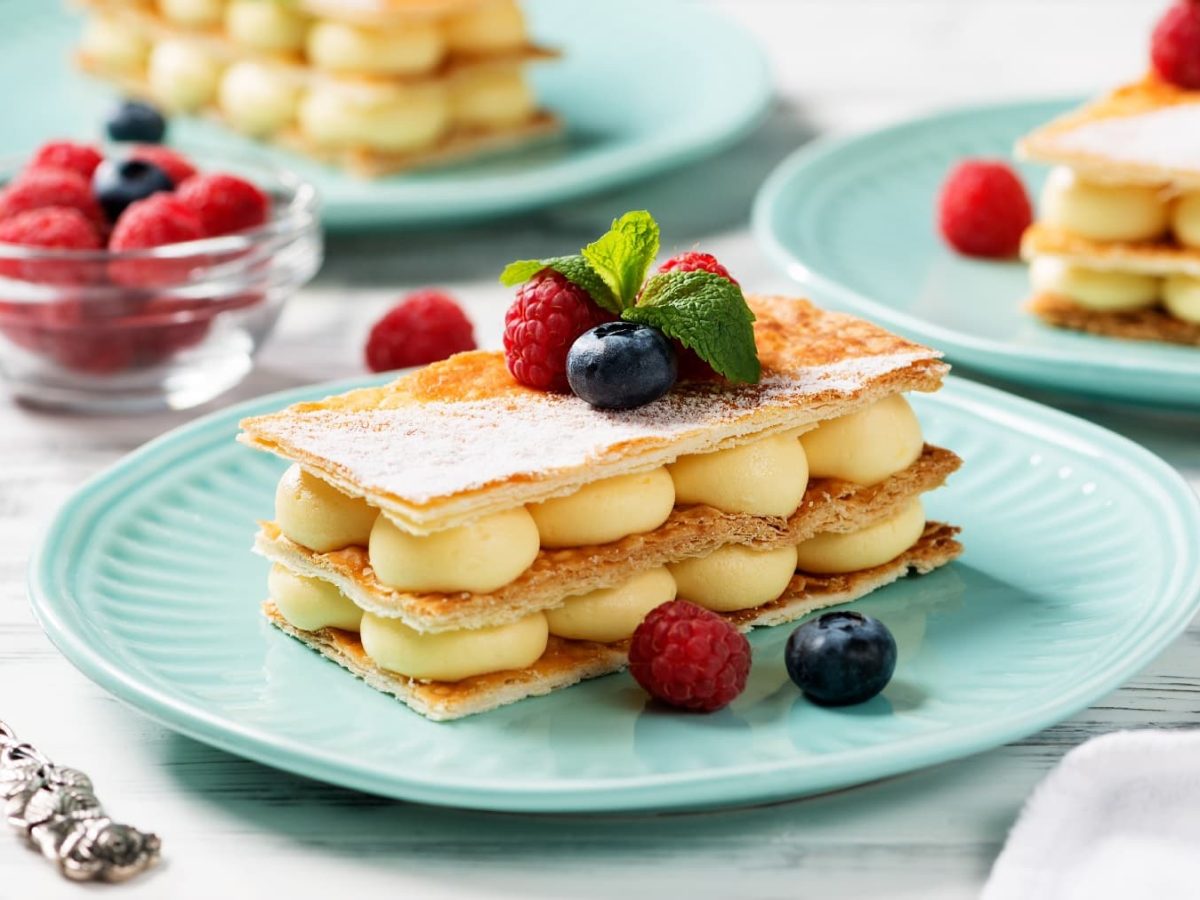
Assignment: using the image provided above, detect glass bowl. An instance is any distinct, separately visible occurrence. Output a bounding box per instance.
[0,154,322,413]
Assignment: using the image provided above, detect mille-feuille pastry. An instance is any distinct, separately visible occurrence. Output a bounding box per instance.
[75,0,560,176]
[1017,74,1200,346]
[239,294,963,718]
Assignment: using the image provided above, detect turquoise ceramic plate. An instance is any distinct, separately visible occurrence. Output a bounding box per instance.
[29,375,1200,812]
[753,100,1200,408]
[6,0,769,229]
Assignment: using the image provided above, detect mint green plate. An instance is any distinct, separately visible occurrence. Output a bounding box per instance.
[5,0,769,229]
[28,375,1200,812]
[753,100,1200,408]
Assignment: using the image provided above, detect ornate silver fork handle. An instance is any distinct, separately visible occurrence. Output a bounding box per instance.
[0,719,161,882]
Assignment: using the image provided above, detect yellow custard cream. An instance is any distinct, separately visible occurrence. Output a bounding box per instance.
[1040,166,1169,243]
[800,395,923,485]
[225,0,309,54]
[158,0,224,29]
[80,16,150,75]
[530,468,674,548]
[1171,193,1200,250]
[545,568,676,642]
[368,507,540,594]
[668,429,809,517]
[670,544,799,612]
[360,611,548,681]
[1030,257,1161,311]
[269,564,362,632]
[451,67,536,129]
[307,20,445,75]
[147,39,223,111]
[1163,274,1200,323]
[444,0,527,54]
[275,464,378,552]
[795,500,925,575]
[297,81,448,152]
[218,61,300,136]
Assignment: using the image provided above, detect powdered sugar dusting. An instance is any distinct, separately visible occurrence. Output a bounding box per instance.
[1054,105,1200,172]
[259,351,937,505]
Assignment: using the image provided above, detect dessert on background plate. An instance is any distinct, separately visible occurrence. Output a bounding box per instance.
[76,0,560,176]
[1014,0,1200,347]
[238,212,963,721]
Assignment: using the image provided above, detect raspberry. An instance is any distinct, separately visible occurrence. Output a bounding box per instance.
[657,251,739,286]
[0,168,104,228]
[176,172,270,236]
[503,270,612,392]
[0,208,103,285]
[128,145,197,187]
[365,289,477,372]
[1152,2,1200,89]
[27,140,104,179]
[628,600,751,712]
[108,194,207,286]
[937,160,1032,258]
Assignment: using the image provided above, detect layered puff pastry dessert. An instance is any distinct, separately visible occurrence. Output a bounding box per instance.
[76,0,559,175]
[239,296,964,721]
[1018,78,1200,346]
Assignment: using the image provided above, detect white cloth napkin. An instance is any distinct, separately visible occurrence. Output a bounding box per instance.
[982,729,1200,900]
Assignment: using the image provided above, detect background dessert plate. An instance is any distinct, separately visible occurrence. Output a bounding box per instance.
[753,99,1200,408]
[28,373,1200,813]
[5,0,770,229]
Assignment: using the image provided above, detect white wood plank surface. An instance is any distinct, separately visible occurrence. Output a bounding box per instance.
[1,1,1198,898]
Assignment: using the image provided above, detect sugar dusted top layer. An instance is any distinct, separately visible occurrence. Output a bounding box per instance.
[240,296,947,533]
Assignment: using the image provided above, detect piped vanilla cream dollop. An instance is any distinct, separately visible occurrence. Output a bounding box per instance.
[218,62,300,136]
[529,468,675,549]
[1030,256,1161,311]
[800,394,923,486]
[444,0,527,54]
[669,544,798,612]
[297,81,448,152]
[360,611,548,681]
[157,0,224,28]
[307,20,444,75]
[147,39,222,111]
[269,564,362,632]
[369,507,539,594]
[275,464,378,553]
[794,500,925,575]
[80,16,150,75]
[226,0,309,54]
[545,568,676,643]
[1171,192,1200,249]
[668,430,809,517]
[451,67,536,129]
[1040,166,1169,243]
[1163,274,1200,323]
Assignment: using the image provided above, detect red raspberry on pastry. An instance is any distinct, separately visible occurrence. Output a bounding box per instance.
[128,145,198,187]
[0,168,105,229]
[937,160,1032,258]
[657,250,740,286]
[1152,2,1200,89]
[365,289,477,372]
[0,208,102,284]
[176,172,270,236]
[27,140,104,179]
[629,600,751,713]
[503,269,613,392]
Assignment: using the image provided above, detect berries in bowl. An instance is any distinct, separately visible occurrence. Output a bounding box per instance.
[0,139,321,412]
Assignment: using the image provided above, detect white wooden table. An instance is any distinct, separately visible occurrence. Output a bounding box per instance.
[3,2,1198,897]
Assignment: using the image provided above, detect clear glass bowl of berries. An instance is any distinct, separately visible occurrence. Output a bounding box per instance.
[0,141,322,413]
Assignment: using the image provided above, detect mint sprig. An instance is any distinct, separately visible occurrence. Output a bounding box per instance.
[499,210,761,385]
[624,271,760,384]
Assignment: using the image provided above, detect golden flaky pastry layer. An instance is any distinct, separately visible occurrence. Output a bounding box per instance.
[264,523,962,720]
[1027,294,1200,346]
[255,445,960,632]
[1017,77,1200,189]
[1021,223,1200,277]
[240,296,949,535]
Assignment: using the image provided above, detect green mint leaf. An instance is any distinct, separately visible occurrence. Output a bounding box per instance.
[624,271,761,383]
[498,255,619,314]
[581,210,660,309]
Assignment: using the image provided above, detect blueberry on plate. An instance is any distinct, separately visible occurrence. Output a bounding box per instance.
[92,158,175,223]
[105,100,167,144]
[566,322,677,409]
[785,611,897,706]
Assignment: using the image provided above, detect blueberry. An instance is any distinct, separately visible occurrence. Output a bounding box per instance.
[92,158,174,222]
[566,322,677,409]
[785,611,897,706]
[105,100,167,144]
